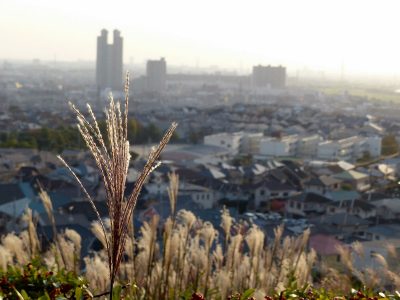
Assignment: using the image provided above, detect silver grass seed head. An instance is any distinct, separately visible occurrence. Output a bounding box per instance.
[351,241,364,258]
[177,209,196,230]
[221,206,233,237]
[386,243,397,259]
[200,221,218,251]
[372,252,388,269]
[65,228,82,253]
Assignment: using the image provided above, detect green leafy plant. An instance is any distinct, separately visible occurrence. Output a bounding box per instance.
[0,259,92,299]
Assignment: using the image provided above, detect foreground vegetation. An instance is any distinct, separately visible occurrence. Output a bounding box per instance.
[1,193,399,299]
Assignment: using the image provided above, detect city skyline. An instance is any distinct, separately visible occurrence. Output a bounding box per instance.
[2,0,400,77]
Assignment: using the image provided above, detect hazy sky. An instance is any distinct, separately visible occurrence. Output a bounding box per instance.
[1,0,400,75]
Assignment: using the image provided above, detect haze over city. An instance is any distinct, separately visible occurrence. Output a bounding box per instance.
[3,1,400,299]
[2,0,400,76]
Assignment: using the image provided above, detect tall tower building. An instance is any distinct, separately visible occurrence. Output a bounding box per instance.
[96,29,123,91]
[146,57,167,93]
[252,65,286,89]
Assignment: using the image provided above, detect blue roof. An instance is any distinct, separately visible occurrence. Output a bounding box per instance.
[365,225,400,238]
[152,195,201,219]
[29,191,76,215]
[19,182,35,198]
[0,182,35,206]
[327,191,360,202]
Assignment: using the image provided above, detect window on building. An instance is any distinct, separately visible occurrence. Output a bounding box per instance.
[260,189,265,196]
[296,202,301,209]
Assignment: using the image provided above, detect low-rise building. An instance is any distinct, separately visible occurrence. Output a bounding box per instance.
[253,177,299,208]
[204,132,243,154]
[334,170,370,191]
[356,224,400,241]
[326,199,376,219]
[286,192,331,217]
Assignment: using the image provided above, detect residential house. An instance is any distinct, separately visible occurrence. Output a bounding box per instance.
[334,170,370,191]
[303,176,325,195]
[286,192,331,217]
[372,198,400,220]
[253,175,299,208]
[325,190,361,203]
[356,224,400,241]
[310,213,371,236]
[319,175,341,191]
[309,233,346,268]
[326,199,376,219]
[281,160,309,186]
[180,182,220,209]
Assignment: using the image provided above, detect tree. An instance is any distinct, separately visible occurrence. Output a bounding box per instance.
[357,150,371,163]
[381,134,399,155]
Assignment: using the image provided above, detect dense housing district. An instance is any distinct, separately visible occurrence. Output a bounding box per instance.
[2,53,400,273]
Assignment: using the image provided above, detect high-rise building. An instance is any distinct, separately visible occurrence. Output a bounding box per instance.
[146,57,167,93]
[96,29,123,91]
[252,65,286,89]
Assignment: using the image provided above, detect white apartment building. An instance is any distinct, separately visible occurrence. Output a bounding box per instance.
[297,134,323,157]
[259,134,321,158]
[204,132,264,155]
[240,132,263,154]
[317,136,381,161]
[203,132,243,154]
[259,135,298,157]
[363,136,382,157]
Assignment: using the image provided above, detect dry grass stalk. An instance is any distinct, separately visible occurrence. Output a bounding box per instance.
[57,73,177,298]
[221,206,233,252]
[160,172,179,298]
[21,208,41,257]
[2,234,29,265]
[6,205,398,298]
[38,185,69,270]
[167,172,179,219]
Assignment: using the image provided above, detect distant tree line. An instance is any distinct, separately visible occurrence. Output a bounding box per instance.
[0,119,179,153]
